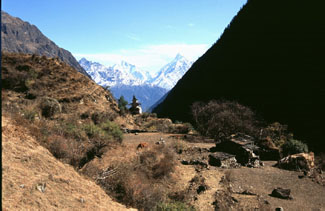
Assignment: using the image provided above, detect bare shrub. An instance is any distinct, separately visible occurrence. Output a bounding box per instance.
[191,100,259,141]
[144,118,173,132]
[169,123,194,134]
[48,136,83,166]
[98,145,177,210]
[259,122,293,148]
[2,66,29,92]
[91,111,118,124]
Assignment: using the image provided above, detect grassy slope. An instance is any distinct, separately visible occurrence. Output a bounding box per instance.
[2,115,135,211]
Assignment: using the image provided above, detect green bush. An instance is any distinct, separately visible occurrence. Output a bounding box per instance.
[61,122,87,141]
[155,201,195,211]
[118,95,128,116]
[83,123,107,139]
[281,139,308,156]
[100,120,123,143]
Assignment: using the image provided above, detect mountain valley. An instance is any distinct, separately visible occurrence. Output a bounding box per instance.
[2,1,325,210]
[79,54,193,111]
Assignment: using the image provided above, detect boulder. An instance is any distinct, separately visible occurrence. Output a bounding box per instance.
[214,133,262,167]
[257,137,281,160]
[181,159,208,168]
[276,152,315,171]
[270,188,292,200]
[208,152,239,168]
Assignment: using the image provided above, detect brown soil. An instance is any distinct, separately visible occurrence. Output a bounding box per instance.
[2,116,135,211]
[81,132,325,210]
[227,161,325,211]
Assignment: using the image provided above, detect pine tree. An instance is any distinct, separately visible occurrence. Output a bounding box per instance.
[118,96,128,115]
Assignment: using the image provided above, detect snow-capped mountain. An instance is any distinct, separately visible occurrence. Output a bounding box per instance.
[112,61,153,82]
[78,54,192,110]
[149,54,193,89]
[79,58,151,87]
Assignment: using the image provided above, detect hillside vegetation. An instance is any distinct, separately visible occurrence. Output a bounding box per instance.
[2,115,135,210]
[2,52,121,168]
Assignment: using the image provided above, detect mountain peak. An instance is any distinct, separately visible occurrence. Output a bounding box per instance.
[1,11,90,77]
[174,53,185,60]
[79,57,89,63]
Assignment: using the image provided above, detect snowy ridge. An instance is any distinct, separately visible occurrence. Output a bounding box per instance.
[79,54,192,90]
[79,54,193,110]
[149,54,193,89]
[79,58,151,87]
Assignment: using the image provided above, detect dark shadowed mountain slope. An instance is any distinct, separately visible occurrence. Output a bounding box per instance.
[153,0,325,151]
[1,11,89,77]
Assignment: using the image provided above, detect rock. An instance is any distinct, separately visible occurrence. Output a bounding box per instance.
[36,182,46,193]
[270,188,292,200]
[214,133,262,167]
[181,159,208,168]
[276,152,315,171]
[208,152,239,168]
[80,198,85,203]
[155,138,165,145]
[240,190,256,195]
[257,137,281,160]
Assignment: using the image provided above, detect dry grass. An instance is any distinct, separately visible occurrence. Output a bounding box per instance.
[97,145,177,210]
[2,116,134,210]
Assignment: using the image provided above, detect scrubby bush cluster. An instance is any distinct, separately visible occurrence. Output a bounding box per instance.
[191,100,259,140]
[91,111,118,124]
[98,145,179,210]
[259,122,293,148]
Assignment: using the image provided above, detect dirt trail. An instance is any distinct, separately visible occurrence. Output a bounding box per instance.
[2,116,135,211]
[192,169,224,211]
[122,132,226,211]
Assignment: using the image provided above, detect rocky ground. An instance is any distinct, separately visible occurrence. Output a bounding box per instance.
[82,132,325,210]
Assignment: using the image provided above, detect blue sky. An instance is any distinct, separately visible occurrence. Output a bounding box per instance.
[3,0,247,72]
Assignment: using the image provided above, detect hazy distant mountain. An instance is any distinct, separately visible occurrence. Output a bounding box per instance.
[150,54,193,89]
[1,11,89,77]
[79,58,168,110]
[110,85,168,112]
[153,0,325,151]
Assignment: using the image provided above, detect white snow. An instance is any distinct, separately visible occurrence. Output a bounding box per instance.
[79,53,193,90]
